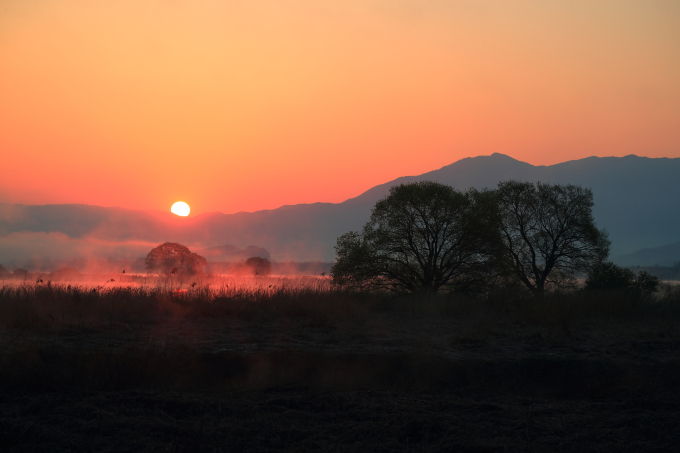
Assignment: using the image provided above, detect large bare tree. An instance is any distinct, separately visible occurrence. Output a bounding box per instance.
[495,181,610,297]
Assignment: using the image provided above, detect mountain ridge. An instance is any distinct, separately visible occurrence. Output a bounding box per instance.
[614,241,680,267]
[1,153,679,263]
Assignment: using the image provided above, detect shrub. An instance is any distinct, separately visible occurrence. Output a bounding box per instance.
[634,271,660,293]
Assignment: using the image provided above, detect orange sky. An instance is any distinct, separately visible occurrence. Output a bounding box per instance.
[1,0,679,215]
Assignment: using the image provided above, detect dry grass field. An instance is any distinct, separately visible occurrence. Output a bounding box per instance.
[1,277,679,452]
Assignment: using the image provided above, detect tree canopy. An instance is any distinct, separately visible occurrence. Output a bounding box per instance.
[145,242,208,276]
[495,181,610,296]
[331,181,500,294]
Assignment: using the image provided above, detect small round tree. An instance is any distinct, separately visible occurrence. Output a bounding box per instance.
[50,267,82,281]
[245,256,272,276]
[145,242,207,276]
[12,268,29,280]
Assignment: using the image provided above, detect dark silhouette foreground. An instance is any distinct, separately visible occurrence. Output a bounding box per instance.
[332,181,499,294]
[332,180,610,296]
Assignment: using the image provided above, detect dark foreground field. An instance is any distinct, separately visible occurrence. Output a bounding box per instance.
[4,387,679,452]
[1,279,679,452]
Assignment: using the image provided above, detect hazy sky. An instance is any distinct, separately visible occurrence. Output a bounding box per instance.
[1,0,679,214]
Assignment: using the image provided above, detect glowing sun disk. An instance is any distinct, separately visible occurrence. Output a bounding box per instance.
[171,201,190,216]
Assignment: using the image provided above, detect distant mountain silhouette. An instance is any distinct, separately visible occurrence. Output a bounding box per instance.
[1,153,679,262]
[613,242,680,267]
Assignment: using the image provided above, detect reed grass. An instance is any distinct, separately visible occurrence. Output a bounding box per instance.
[1,279,679,451]
[0,279,678,389]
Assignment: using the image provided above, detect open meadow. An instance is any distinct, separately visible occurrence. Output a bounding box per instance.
[1,276,679,451]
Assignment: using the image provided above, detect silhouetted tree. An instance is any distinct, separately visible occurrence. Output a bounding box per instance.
[0,265,10,279]
[586,261,659,293]
[12,268,28,280]
[585,261,635,291]
[495,181,610,297]
[50,267,81,281]
[145,242,207,276]
[635,271,660,292]
[331,181,500,294]
[245,256,272,276]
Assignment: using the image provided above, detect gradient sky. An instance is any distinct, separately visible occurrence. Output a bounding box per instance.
[1,0,679,215]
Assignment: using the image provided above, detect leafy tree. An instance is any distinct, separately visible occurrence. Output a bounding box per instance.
[331,181,500,294]
[0,265,10,279]
[585,261,635,291]
[245,256,272,276]
[585,261,660,293]
[495,181,610,297]
[145,242,207,276]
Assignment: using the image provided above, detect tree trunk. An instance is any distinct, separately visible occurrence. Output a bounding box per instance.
[534,281,545,300]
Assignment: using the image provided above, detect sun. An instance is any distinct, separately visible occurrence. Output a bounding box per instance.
[171,201,190,217]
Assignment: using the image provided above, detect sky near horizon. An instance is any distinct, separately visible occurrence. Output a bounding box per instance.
[1,0,679,215]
